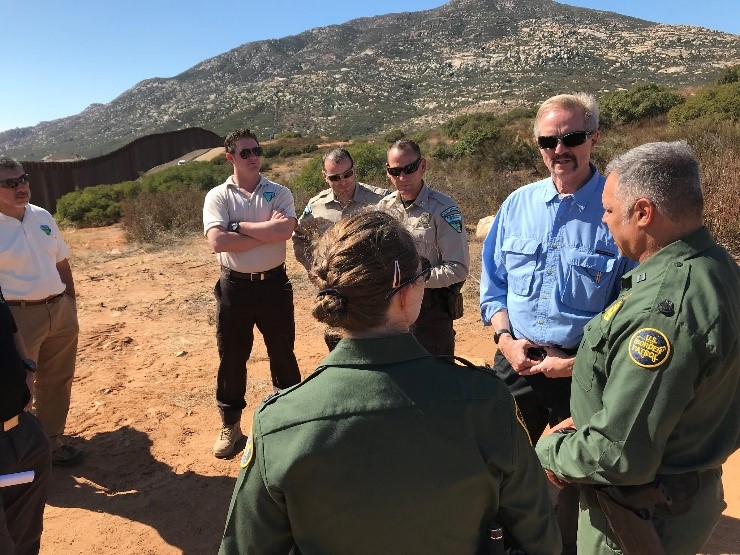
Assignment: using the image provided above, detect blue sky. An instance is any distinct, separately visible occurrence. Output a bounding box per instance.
[2,0,737,133]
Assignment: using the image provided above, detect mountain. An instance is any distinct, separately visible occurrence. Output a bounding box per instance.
[3,0,738,160]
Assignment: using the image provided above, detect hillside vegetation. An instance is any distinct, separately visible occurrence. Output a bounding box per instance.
[56,76,740,256]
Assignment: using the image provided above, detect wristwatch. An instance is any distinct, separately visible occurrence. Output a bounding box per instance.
[228,221,240,233]
[22,359,37,372]
[493,329,512,344]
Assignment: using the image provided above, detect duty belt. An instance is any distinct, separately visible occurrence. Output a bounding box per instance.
[221,264,286,282]
[5,292,65,307]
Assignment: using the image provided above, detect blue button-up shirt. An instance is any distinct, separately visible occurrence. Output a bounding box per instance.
[479,166,634,350]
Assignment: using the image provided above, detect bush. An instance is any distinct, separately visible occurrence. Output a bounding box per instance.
[715,65,740,85]
[55,159,229,227]
[383,129,406,143]
[668,82,740,124]
[121,187,206,243]
[599,84,684,128]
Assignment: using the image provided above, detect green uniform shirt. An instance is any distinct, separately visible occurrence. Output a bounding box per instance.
[536,227,739,552]
[220,334,561,555]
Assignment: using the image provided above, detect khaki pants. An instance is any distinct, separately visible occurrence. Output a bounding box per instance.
[10,295,79,451]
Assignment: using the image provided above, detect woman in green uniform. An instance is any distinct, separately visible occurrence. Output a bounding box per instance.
[219,211,560,555]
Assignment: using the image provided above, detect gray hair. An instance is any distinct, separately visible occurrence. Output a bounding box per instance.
[0,156,23,172]
[323,148,353,167]
[533,93,599,136]
[606,141,703,220]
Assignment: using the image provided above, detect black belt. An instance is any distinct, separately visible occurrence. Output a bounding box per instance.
[5,293,65,307]
[221,264,285,282]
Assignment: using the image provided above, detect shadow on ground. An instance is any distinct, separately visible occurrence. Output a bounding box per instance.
[46,426,238,554]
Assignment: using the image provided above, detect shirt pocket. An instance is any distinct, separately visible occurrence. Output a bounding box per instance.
[502,237,540,297]
[561,252,616,312]
[573,321,605,393]
[411,223,439,262]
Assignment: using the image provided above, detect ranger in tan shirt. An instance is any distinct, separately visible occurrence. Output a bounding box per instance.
[378,139,470,356]
[292,148,388,271]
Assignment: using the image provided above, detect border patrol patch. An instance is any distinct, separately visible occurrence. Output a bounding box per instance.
[240,428,254,469]
[628,328,671,369]
[40,225,52,236]
[302,204,312,216]
[441,206,462,233]
[263,191,275,202]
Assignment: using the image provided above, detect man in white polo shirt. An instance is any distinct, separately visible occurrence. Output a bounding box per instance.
[0,156,82,467]
[203,129,302,458]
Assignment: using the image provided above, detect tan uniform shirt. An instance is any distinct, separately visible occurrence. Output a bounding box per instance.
[292,182,389,270]
[377,182,470,288]
[203,175,296,273]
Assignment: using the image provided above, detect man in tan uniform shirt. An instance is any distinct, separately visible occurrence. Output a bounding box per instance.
[378,139,470,356]
[293,148,388,349]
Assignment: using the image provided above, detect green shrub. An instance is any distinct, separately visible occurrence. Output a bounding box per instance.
[668,82,740,124]
[715,65,740,85]
[278,146,302,158]
[599,84,684,128]
[383,129,406,143]
[262,145,282,158]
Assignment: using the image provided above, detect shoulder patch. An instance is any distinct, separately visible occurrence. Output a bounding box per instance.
[441,206,462,233]
[40,224,52,236]
[302,204,312,216]
[263,191,276,202]
[240,425,255,469]
[628,328,671,369]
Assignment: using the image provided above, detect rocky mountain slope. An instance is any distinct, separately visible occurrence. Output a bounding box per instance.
[3,0,738,159]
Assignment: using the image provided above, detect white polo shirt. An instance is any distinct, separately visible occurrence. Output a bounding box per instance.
[0,204,69,300]
[203,175,296,273]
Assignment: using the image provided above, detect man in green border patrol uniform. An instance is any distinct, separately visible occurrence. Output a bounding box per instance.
[536,141,739,554]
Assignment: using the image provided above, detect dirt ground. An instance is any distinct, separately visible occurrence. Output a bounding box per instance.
[39,224,738,554]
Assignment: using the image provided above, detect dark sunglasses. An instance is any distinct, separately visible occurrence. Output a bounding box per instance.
[536,131,593,150]
[326,166,355,182]
[0,173,29,189]
[385,257,432,300]
[386,157,422,177]
[238,146,264,159]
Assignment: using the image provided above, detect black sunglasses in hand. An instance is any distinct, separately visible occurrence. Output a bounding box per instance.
[536,131,593,150]
[386,157,423,177]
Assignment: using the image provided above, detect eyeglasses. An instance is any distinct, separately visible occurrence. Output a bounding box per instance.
[386,157,422,177]
[326,166,355,182]
[238,147,264,159]
[385,257,432,300]
[0,173,29,189]
[536,131,593,150]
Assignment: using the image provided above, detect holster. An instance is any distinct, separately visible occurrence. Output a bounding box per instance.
[441,280,465,320]
[580,468,719,555]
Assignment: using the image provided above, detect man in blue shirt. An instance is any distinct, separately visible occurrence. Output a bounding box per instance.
[479,93,633,553]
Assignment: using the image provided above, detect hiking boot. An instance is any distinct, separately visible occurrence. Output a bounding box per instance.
[52,445,84,467]
[213,423,244,458]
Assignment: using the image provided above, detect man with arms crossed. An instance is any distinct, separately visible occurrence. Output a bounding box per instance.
[292,148,388,349]
[203,129,301,459]
[0,156,82,467]
[479,94,632,551]
[378,139,469,357]
[536,141,739,554]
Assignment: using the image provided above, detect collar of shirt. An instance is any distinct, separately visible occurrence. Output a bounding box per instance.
[621,226,715,291]
[541,163,602,212]
[321,333,430,367]
[394,181,430,209]
[226,174,265,194]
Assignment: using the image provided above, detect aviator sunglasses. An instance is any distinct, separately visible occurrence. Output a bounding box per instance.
[536,131,593,150]
[385,257,432,300]
[386,157,423,177]
[238,146,264,159]
[0,173,30,189]
[326,166,355,182]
